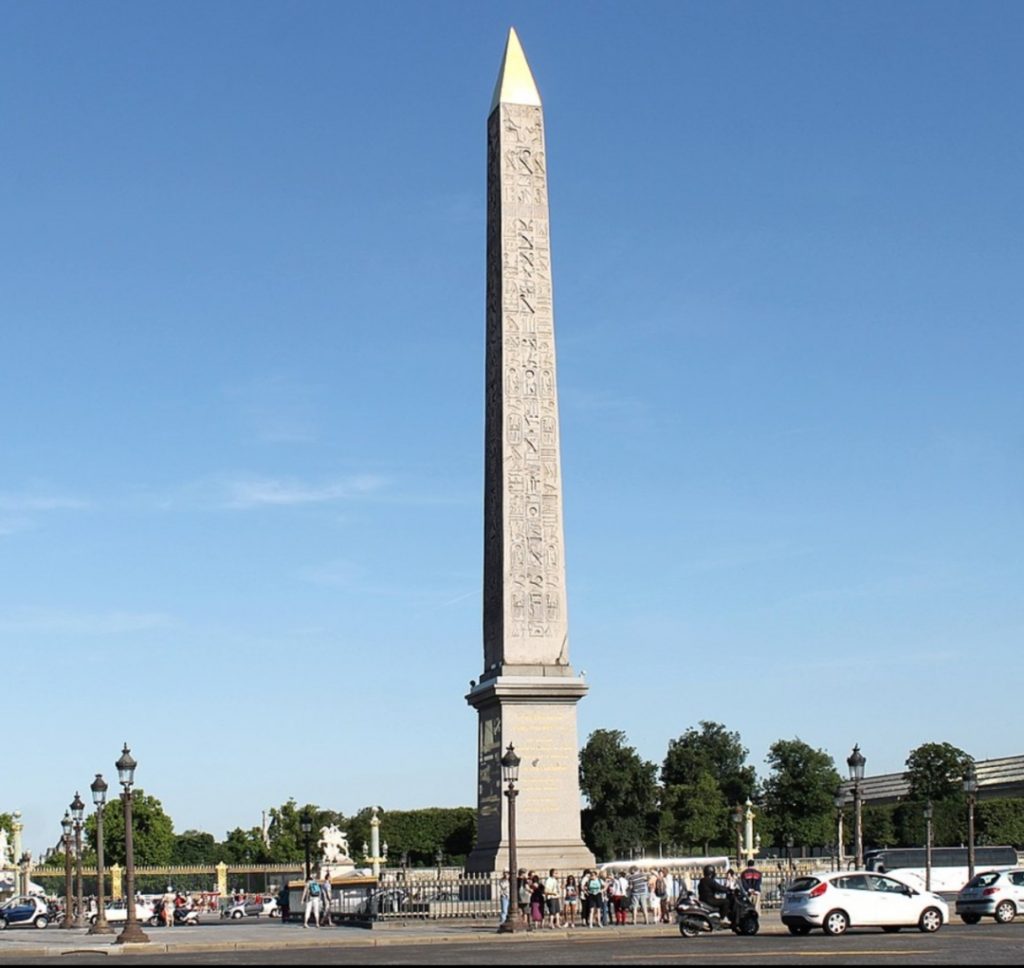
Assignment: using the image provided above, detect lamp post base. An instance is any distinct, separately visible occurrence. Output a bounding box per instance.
[87,920,115,935]
[114,922,151,944]
[497,920,516,934]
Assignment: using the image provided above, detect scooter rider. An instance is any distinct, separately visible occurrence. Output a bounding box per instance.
[697,866,732,923]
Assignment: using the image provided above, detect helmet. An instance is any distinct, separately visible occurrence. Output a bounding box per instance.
[703,866,715,878]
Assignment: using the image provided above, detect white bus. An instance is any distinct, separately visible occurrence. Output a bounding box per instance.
[864,846,1018,894]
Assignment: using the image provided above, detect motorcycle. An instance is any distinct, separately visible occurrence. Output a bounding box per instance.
[148,901,200,927]
[676,886,759,937]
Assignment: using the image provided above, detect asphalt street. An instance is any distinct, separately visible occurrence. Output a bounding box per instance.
[1,918,1023,964]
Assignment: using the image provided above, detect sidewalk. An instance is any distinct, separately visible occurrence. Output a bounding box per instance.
[0,916,789,957]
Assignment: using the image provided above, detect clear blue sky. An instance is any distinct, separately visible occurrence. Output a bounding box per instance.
[3,1,1021,856]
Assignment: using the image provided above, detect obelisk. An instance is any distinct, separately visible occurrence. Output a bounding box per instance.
[466,28,595,874]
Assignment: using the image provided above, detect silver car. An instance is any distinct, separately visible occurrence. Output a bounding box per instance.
[956,869,1024,924]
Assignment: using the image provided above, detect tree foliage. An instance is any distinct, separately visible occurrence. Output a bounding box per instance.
[579,729,658,862]
[664,771,727,855]
[662,722,757,805]
[904,742,971,803]
[84,790,175,866]
[761,738,840,848]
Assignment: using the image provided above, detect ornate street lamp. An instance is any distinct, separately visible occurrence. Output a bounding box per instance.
[300,812,313,880]
[89,775,113,935]
[732,805,744,869]
[963,762,979,880]
[70,792,86,927]
[497,743,520,934]
[60,812,74,930]
[114,744,149,944]
[847,744,866,868]
[923,800,934,892]
[834,791,846,871]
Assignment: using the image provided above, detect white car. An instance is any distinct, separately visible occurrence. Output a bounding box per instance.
[89,899,155,926]
[781,871,948,936]
[956,869,1024,924]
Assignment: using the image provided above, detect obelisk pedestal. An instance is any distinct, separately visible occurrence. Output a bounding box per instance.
[466,28,594,875]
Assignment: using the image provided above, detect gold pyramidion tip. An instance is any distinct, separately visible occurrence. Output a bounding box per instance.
[490,27,541,113]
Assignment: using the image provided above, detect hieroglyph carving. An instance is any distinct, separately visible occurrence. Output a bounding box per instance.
[484,101,569,672]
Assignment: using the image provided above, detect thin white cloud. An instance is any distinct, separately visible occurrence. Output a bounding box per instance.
[222,474,386,509]
[0,492,90,512]
[0,609,170,635]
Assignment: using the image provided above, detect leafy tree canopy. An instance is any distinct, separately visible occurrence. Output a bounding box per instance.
[761,738,841,848]
[84,789,175,866]
[661,721,757,805]
[904,742,971,803]
[579,729,658,862]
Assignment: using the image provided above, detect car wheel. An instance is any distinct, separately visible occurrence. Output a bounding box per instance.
[994,900,1016,924]
[148,916,160,927]
[0,919,7,931]
[960,913,981,925]
[822,910,849,936]
[918,907,943,933]
[882,926,901,933]
[231,910,243,919]
[34,916,49,929]
[788,924,811,936]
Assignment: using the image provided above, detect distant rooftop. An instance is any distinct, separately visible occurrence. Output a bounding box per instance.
[839,754,1024,805]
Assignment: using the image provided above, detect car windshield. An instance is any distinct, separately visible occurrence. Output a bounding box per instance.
[787,877,821,893]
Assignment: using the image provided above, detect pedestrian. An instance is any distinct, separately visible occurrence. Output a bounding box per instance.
[563,874,579,928]
[276,883,290,924]
[301,874,322,928]
[543,868,562,928]
[610,870,628,925]
[529,876,545,931]
[162,886,176,927]
[739,859,763,913]
[628,866,650,925]
[319,872,332,926]
[517,869,530,928]
[584,870,603,927]
[498,870,510,927]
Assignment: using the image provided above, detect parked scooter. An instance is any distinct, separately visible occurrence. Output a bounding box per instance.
[676,886,759,937]
[148,901,200,927]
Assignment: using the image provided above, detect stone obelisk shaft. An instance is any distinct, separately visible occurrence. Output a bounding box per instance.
[467,28,593,874]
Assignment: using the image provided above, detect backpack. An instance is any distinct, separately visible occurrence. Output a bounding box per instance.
[308,881,321,896]
[655,876,666,897]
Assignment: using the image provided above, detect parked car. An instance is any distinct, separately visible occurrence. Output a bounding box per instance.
[956,869,1024,924]
[0,895,52,930]
[781,871,948,936]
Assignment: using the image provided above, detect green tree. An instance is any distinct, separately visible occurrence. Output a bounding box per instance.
[977,799,1024,849]
[862,803,896,850]
[579,729,659,862]
[665,771,728,855]
[661,722,757,805]
[85,790,175,865]
[220,827,272,864]
[761,739,841,849]
[904,743,971,802]
[172,830,220,864]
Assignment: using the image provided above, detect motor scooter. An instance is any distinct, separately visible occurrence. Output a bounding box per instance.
[676,886,759,937]
[148,901,200,927]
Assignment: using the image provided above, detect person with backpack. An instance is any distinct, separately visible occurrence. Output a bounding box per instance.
[301,875,322,928]
[585,870,604,927]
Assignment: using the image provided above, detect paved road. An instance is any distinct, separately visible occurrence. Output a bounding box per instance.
[2,919,1023,964]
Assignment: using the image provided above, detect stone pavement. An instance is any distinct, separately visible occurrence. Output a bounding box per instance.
[0,916,789,957]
